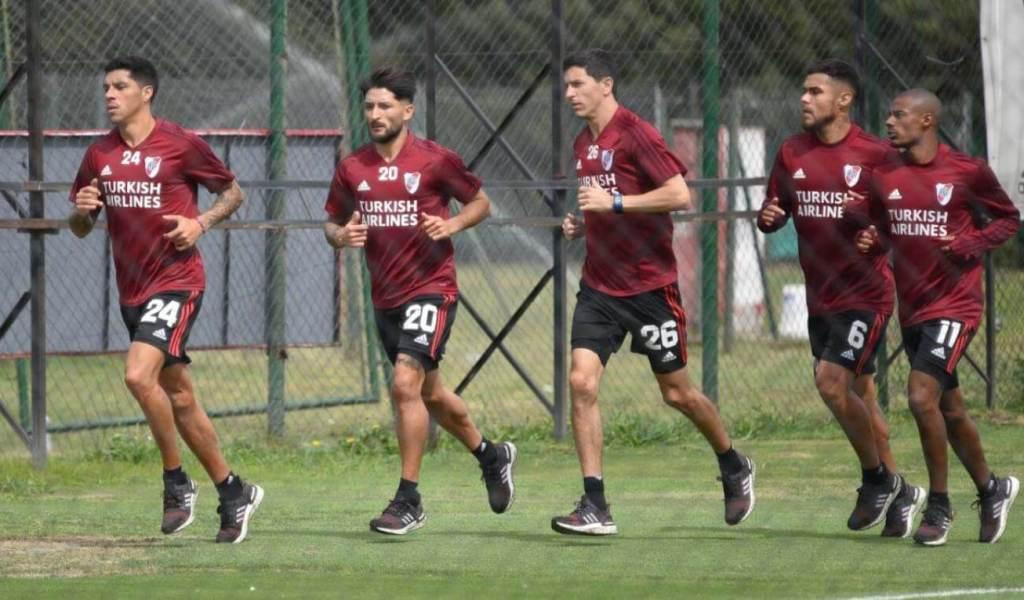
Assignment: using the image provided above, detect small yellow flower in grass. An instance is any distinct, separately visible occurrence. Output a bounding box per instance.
[311,439,321,447]
[346,437,357,444]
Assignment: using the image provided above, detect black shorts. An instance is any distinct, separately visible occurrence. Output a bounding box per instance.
[374,294,458,371]
[808,310,889,376]
[571,282,687,374]
[902,318,975,390]
[120,290,203,367]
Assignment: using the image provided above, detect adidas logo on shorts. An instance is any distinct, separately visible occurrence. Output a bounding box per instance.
[841,349,855,361]
[414,334,429,345]
[931,346,946,359]
[661,351,676,362]
[153,328,168,341]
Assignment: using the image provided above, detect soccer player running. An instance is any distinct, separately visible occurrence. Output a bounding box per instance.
[323,67,516,535]
[758,60,924,537]
[551,49,754,536]
[856,89,1020,546]
[69,57,262,543]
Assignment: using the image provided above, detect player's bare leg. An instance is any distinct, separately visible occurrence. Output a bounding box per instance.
[815,361,881,469]
[392,354,430,483]
[421,371,481,450]
[907,371,950,493]
[655,367,755,525]
[370,353,430,535]
[568,348,606,478]
[855,373,924,537]
[655,367,730,453]
[853,374,895,471]
[552,348,616,535]
[941,386,1021,543]
[939,387,992,489]
[159,363,229,483]
[123,342,182,470]
[422,371,517,514]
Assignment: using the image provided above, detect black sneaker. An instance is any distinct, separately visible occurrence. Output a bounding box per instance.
[370,497,426,535]
[161,477,198,535]
[215,482,264,544]
[480,442,517,514]
[551,495,617,535]
[975,475,1020,544]
[913,502,954,546]
[881,478,926,538]
[718,454,756,525]
[847,472,900,531]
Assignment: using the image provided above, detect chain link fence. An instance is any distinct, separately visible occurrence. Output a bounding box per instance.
[1,0,1020,457]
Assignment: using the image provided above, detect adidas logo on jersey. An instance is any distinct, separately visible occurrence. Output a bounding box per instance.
[357,180,371,192]
[153,328,168,341]
[661,351,676,362]
[414,334,429,345]
[793,168,806,179]
[931,346,946,359]
[841,349,855,361]
[101,165,112,176]
[888,188,902,200]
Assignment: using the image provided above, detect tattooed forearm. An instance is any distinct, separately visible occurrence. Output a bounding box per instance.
[197,180,244,230]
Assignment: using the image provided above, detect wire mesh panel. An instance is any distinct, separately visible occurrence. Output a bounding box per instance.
[0,0,1020,456]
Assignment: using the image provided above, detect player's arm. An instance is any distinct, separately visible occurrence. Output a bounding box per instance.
[197,180,243,232]
[855,186,891,255]
[323,163,366,248]
[420,188,490,241]
[757,152,791,233]
[941,163,1021,260]
[162,180,242,252]
[577,173,689,214]
[69,177,103,238]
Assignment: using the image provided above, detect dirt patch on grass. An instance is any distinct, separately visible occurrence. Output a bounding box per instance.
[0,536,160,578]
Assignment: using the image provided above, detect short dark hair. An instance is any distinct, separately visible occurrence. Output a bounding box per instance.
[359,67,416,102]
[806,59,860,99]
[104,56,159,101]
[563,49,617,82]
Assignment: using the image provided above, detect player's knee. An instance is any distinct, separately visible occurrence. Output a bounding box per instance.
[391,375,421,406]
[569,369,598,402]
[814,368,845,405]
[166,389,196,412]
[907,388,938,417]
[123,366,157,395]
[662,386,702,415]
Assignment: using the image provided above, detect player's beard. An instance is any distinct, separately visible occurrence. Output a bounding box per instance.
[368,121,403,144]
[802,111,835,133]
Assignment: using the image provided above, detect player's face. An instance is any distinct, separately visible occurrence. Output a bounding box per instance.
[799,73,844,131]
[103,69,152,124]
[885,96,923,148]
[564,66,611,120]
[363,87,413,144]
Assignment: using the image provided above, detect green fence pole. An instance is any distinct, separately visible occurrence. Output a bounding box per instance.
[16,358,29,429]
[0,0,13,128]
[266,0,288,436]
[340,0,382,400]
[701,0,720,403]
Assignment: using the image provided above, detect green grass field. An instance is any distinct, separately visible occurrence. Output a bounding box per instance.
[2,419,1024,598]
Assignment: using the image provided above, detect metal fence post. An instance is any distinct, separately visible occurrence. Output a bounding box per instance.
[266,0,288,436]
[25,0,46,468]
[551,0,567,440]
[700,0,720,403]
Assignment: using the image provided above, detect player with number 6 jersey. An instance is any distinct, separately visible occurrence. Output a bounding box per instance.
[551,49,755,537]
[857,88,1020,546]
[68,57,263,544]
[324,67,517,535]
[759,60,923,538]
